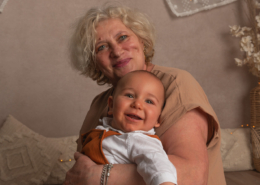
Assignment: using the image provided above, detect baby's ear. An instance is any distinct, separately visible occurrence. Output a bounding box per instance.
[154,115,161,128]
[107,96,113,116]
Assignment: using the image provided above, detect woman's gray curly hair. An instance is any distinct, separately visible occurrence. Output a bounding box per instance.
[69,5,155,85]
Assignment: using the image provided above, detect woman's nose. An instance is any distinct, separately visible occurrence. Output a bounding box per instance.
[131,100,143,110]
[110,44,123,58]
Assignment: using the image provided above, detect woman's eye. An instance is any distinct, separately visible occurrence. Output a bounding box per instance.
[119,35,127,41]
[145,100,154,104]
[98,45,106,51]
[125,94,133,98]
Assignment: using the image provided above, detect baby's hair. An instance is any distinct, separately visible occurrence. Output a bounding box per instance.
[114,70,166,109]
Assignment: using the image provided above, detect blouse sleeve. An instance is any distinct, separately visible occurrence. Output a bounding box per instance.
[153,66,219,147]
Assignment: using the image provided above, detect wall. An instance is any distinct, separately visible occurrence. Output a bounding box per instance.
[0,0,256,137]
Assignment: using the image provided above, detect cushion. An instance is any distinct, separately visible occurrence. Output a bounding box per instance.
[0,115,59,185]
[0,115,77,185]
[220,128,254,171]
[220,128,237,160]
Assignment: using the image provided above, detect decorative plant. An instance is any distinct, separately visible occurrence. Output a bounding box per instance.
[230,1,260,173]
[229,0,260,77]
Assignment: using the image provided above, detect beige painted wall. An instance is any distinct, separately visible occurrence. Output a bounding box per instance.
[0,0,257,137]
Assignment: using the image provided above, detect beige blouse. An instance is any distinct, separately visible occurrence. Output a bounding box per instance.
[77,65,226,185]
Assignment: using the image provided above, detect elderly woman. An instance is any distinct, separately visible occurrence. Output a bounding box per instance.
[65,5,226,185]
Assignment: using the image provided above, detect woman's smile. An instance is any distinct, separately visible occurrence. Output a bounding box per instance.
[113,58,131,68]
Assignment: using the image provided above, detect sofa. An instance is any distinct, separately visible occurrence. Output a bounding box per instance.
[0,115,259,185]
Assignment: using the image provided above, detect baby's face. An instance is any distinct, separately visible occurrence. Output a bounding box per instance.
[108,72,164,132]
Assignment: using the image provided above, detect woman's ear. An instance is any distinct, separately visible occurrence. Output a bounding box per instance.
[107,96,113,116]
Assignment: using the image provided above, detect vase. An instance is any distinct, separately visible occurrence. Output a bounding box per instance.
[250,81,260,172]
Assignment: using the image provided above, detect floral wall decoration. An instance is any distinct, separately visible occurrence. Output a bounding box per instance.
[230,0,260,173]
[166,0,237,17]
[230,0,260,77]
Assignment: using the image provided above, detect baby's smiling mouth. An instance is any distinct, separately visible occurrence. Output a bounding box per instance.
[126,114,142,120]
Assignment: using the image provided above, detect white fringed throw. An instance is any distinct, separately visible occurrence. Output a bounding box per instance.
[166,0,237,17]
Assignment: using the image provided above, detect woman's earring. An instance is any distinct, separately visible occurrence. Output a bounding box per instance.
[143,45,147,60]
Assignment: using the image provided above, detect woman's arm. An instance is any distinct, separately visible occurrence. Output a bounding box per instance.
[161,108,209,185]
[64,108,209,185]
[63,153,145,185]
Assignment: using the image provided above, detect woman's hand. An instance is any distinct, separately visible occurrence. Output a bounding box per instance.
[63,152,102,185]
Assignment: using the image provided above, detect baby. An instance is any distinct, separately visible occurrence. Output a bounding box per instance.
[81,70,177,185]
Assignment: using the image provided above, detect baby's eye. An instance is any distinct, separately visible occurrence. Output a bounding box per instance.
[119,35,127,41]
[145,100,154,104]
[98,45,106,51]
[125,94,133,98]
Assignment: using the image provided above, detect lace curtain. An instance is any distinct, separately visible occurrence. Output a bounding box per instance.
[166,0,237,17]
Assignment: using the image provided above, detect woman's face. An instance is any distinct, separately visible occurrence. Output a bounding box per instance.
[95,18,146,86]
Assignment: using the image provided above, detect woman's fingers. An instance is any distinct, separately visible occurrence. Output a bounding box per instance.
[74,151,82,160]
[64,153,101,185]
[74,152,96,166]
